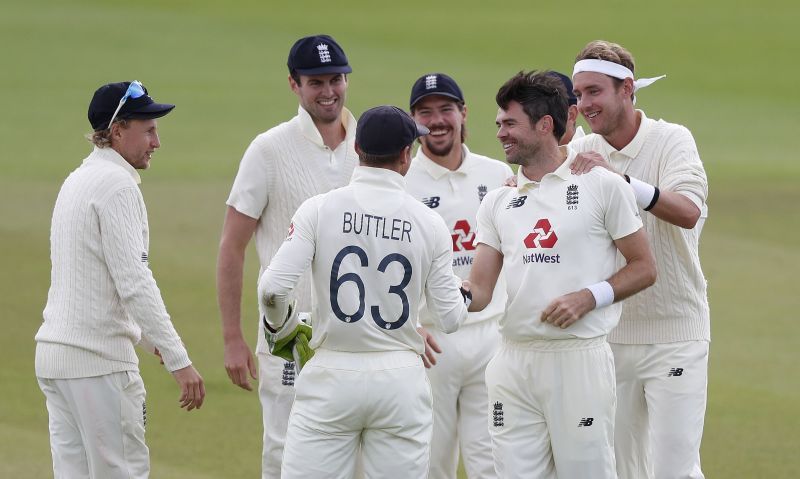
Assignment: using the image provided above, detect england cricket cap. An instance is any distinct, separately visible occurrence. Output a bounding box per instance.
[288,34,352,76]
[88,81,175,131]
[548,71,577,105]
[356,105,429,156]
[409,73,464,109]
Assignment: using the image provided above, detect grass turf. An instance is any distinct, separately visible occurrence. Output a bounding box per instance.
[1,0,798,477]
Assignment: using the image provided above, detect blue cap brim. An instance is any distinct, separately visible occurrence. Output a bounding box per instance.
[295,65,353,76]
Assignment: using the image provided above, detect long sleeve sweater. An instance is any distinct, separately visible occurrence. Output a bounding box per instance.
[571,111,710,344]
[35,147,191,378]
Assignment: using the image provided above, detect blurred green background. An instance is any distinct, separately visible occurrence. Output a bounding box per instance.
[1,0,797,477]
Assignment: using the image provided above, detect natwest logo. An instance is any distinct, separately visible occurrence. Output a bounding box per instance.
[523,219,558,249]
[452,219,476,252]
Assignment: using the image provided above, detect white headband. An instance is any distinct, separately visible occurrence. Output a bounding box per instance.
[572,59,666,103]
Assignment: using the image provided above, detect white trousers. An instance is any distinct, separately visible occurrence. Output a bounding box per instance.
[485,337,617,479]
[281,349,433,479]
[611,341,708,479]
[258,352,297,479]
[426,320,498,479]
[37,371,148,479]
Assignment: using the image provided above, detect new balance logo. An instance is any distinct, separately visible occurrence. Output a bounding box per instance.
[668,368,684,377]
[492,401,504,427]
[282,362,296,386]
[578,417,594,427]
[425,74,437,89]
[422,196,441,208]
[451,219,476,252]
[506,196,527,209]
[523,219,558,249]
[317,43,331,63]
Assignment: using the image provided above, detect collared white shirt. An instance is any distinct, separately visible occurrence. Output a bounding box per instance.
[259,166,468,353]
[476,147,642,340]
[227,105,359,353]
[406,145,513,327]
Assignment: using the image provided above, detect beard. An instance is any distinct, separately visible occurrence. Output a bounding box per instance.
[506,139,541,166]
[422,135,456,157]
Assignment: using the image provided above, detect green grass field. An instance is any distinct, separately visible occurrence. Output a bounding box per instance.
[2,0,798,477]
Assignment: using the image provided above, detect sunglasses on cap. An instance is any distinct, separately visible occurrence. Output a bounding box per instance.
[106,80,146,128]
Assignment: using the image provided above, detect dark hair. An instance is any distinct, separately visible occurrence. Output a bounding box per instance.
[575,40,636,100]
[496,71,568,141]
[358,149,405,167]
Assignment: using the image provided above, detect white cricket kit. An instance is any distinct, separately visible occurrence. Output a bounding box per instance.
[406,146,511,479]
[259,166,468,478]
[571,110,710,479]
[476,146,642,479]
[35,147,191,478]
[226,106,358,478]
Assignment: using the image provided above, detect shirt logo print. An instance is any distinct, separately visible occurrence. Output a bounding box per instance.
[523,219,558,248]
[578,417,594,427]
[451,220,476,252]
[422,196,441,208]
[317,43,331,63]
[493,401,504,427]
[477,184,488,203]
[506,196,527,209]
[425,75,437,89]
[566,184,579,207]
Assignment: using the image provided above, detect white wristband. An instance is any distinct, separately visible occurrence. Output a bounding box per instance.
[586,281,615,309]
[627,176,659,210]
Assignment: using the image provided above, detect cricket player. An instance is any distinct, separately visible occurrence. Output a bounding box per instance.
[217,34,357,477]
[406,72,511,479]
[570,40,710,479]
[467,71,657,478]
[258,105,470,479]
[35,81,205,478]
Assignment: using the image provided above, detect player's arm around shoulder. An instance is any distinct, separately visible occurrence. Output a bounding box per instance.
[651,123,707,229]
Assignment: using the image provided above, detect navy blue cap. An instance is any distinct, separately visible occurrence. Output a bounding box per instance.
[548,71,577,105]
[287,34,352,76]
[409,73,464,109]
[88,81,175,131]
[356,106,430,156]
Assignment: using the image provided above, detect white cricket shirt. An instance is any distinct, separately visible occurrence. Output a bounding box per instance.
[406,145,513,327]
[227,106,358,353]
[570,110,710,343]
[259,166,468,354]
[476,147,642,340]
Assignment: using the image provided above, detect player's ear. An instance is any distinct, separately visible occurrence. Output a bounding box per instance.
[568,105,578,124]
[288,74,300,93]
[538,115,553,133]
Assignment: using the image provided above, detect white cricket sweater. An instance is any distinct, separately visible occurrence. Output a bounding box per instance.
[227,106,358,354]
[35,147,191,378]
[571,110,710,344]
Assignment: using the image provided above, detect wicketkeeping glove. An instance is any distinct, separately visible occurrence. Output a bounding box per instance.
[263,300,314,369]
